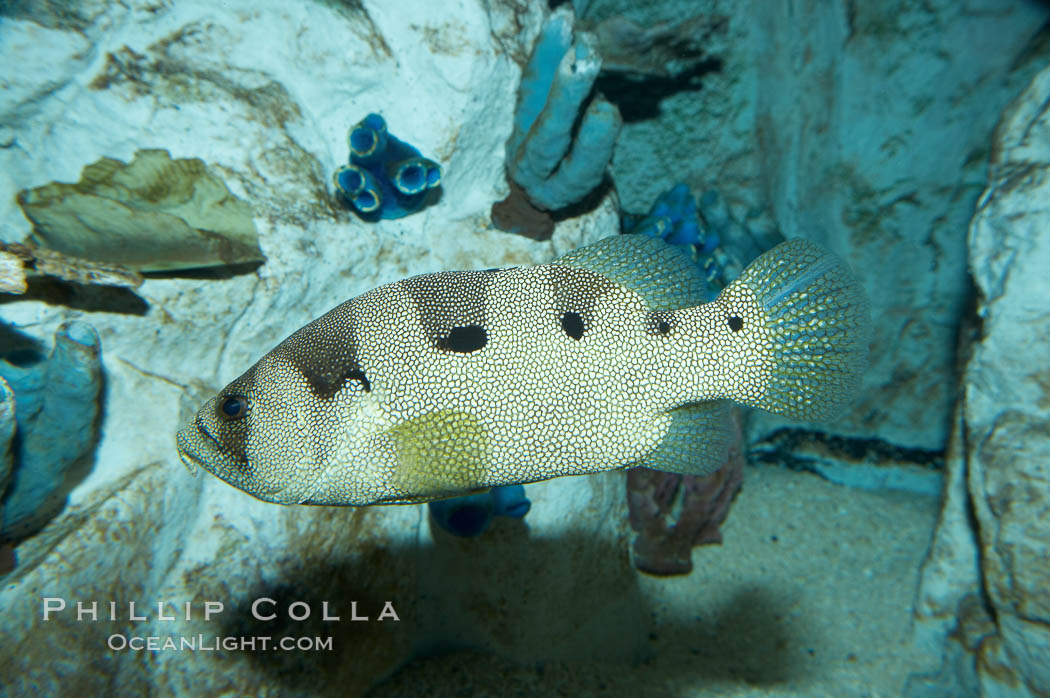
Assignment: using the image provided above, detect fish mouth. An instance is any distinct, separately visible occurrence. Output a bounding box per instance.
[175,424,205,477]
[177,447,202,477]
[175,415,236,478]
[176,416,291,502]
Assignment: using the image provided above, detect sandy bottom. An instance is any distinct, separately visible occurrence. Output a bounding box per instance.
[370,465,942,697]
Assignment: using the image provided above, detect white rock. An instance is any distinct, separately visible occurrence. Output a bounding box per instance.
[916,61,1050,697]
[966,61,1050,696]
[913,405,980,652]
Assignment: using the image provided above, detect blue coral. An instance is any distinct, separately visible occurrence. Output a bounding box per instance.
[334,113,442,220]
[428,485,531,538]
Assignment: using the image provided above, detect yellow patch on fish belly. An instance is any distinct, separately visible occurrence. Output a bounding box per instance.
[385,409,490,498]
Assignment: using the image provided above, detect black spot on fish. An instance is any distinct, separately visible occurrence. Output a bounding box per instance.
[728,316,743,332]
[647,312,675,337]
[547,266,617,343]
[438,324,488,353]
[403,271,495,352]
[561,311,585,340]
[270,300,369,400]
[346,369,371,392]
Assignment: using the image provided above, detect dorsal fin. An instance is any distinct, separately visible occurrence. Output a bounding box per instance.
[551,234,709,310]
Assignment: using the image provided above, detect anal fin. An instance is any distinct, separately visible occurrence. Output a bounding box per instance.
[634,401,734,476]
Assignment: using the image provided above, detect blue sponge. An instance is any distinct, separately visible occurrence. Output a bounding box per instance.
[0,322,102,542]
[334,113,442,220]
[505,7,622,212]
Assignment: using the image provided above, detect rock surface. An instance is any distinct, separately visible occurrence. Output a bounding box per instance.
[913,62,1050,697]
[964,61,1050,698]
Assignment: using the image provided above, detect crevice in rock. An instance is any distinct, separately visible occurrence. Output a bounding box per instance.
[752,428,946,470]
[596,58,724,123]
[751,428,946,495]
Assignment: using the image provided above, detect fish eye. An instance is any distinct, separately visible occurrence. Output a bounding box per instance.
[727,315,744,332]
[218,395,249,420]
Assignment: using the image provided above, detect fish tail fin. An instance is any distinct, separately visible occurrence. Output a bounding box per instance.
[727,238,870,422]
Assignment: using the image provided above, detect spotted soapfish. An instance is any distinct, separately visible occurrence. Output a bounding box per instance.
[176,235,870,505]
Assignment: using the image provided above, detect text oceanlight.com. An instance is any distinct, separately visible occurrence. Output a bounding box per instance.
[107,634,333,652]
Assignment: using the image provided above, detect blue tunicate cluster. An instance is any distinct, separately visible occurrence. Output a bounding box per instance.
[696,188,784,282]
[622,184,741,299]
[333,113,442,221]
[428,485,531,538]
[623,183,786,296]
[623,183,718,251]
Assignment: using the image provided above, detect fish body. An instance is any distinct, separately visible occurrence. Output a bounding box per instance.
[176,234,869,506]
